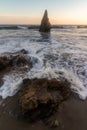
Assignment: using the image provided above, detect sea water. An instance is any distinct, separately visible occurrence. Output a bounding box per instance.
[0,26,87,100]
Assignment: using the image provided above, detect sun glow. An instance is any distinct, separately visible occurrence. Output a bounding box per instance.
[0,0,87,25]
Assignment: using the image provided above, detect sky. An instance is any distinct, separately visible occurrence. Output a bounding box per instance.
[0,0,87,25]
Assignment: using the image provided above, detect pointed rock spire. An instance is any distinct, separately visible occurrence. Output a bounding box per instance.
[39,10,51,32]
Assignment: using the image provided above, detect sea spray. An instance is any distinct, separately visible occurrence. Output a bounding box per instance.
[0,28,87,100]
[0,72,28,99]
[28,66,87,100]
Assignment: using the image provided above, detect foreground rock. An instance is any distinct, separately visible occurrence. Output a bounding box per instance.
[0,49,32,71]
[19,78,71,126]
[39,10,51,32]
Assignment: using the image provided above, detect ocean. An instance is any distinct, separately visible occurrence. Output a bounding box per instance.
[0,25,87,100]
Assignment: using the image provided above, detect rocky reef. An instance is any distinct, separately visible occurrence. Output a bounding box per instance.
[0,49,71,127]
[39,10,51,32]
[0,49,32,71]
[19,78,71,127]
[0,55,10,70]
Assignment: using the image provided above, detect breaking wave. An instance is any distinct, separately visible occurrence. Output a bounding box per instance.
[0,27,87,100]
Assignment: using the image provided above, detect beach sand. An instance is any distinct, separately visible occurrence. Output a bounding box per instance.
[0,93,87,130]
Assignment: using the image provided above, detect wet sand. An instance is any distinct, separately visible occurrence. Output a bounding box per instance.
[0,93,87,130]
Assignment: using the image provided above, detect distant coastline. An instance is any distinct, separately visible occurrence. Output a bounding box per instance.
[0,24,87,30]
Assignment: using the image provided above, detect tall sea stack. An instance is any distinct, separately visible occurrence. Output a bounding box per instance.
[39,10,51,32]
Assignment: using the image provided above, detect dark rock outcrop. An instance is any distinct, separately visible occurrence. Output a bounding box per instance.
[19,78,71,123]
[39,10,51,32]
[0,49,32,71]
[0,56,11,70]
[10,54,32,67]
[0,78,4,87]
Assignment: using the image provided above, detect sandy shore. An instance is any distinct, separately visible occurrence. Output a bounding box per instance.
[0,93,87,130]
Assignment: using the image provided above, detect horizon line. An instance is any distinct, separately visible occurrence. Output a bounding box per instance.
[0,24,87,26]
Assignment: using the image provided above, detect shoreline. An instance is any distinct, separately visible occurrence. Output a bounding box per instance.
[0,93,87,130]
[0,28,87,129]
[0,25,87,30]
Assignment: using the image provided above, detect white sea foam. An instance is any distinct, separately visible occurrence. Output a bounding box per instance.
[58,68,87,100]
[0,28,87,99]
[0,74,22,99]
[28,66,87,100]
[17,26,28,30]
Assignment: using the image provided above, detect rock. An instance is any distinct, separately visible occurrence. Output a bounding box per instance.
[39,10,51,32]
[0,49,32,70]
[19,49,28,54]
[19,78,71,121]
[46,119,59,128]
[0,78,4,87]
[0,56,10,70]
[11,54,32,68]
[53,120,59,127]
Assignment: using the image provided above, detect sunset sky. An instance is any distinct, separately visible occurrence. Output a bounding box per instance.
[0,0,87,25]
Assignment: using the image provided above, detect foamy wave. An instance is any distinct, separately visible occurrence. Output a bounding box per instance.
[0,75,22,99]
[28,66,87,100]
[17,26,28,30]
[0,28,87,100]
[1,66,87,100]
